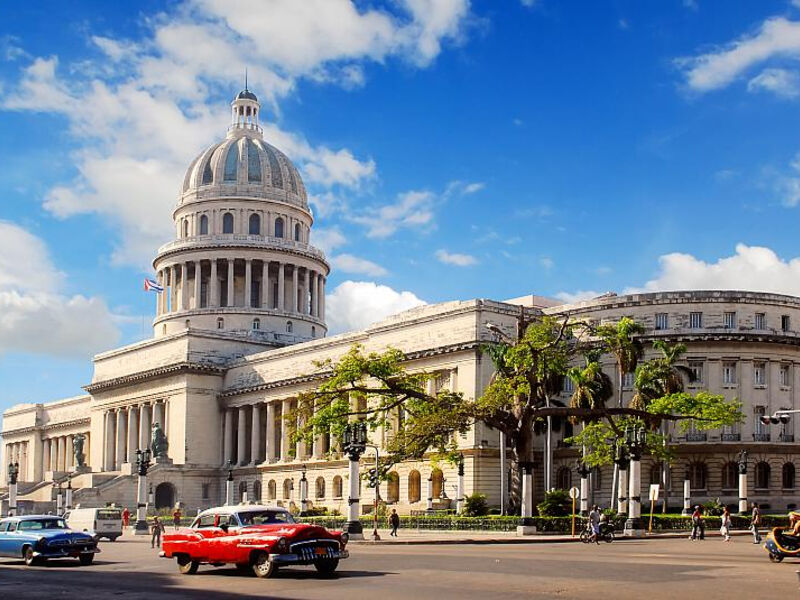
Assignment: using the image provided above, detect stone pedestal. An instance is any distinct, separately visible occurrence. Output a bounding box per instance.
[155,456,173,465]
[516,525,537,536]
[623,518,645,537]
[70,465,91,475]
[120,463,134,476]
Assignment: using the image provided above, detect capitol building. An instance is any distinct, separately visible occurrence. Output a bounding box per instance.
[3,90,800,515]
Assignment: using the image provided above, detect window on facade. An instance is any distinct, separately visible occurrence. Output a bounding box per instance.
[781,364,791,387]
[246,139,262,183]
[274,217,284,238]
[622,372,635,389]
[689,312,703,329]
[283,479,293,500]
[332,476,343,498]
[563,377,574,394]
[311,326,316,338]
[222,212,234,234]
[315,477,325,499]
[185,319,190,329]
[201,159,213,185]
[224,142,239,181]
[199,215,209,235]
[723,311,736,329]
[202,483,210,500]
[721,462,738,489]
[649,464,662,486]
[755,461,771,489]
[689,462,707,490]
[252,319,260,330]
[183,219,189,238]
[267,480,277,500]
[722,422,740,436]
[238,481,248,502]
[286,320,293,333]
[249,213,261,235]
[590,468,602,491]
[294,223,301,242]
[722,362,737,385]
[783,463,796,489]
[754,362,766,386]
[688,361,703,385]
[754,406,767,435]
[408,470,421,503]
[782,315,791,332]
[755,312,766,330]
[655,313,668,330]
[217,318,224,329]
[431,469,444,499]
[556,466,571,490]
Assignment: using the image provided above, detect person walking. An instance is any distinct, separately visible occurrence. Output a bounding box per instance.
[172,507,182,531]
[690,505,704,541]
[588,505,601,545]
[122,507,130,528]
[388,508,400,537]
[720,507,732,542]
[751,502,762,544]
[151,515,165,549]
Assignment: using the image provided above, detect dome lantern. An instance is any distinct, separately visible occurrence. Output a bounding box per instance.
[229,84,262,137]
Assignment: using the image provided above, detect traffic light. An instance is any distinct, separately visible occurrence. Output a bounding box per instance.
[760,414,792,425]
[367,468,379,488]
[760,416,772,426]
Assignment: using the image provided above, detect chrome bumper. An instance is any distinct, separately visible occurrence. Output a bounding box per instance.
[270,549,349,565]
[34,547,100,558]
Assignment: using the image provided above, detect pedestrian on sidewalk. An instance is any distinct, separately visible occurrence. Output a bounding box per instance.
[750,502,762,544]
[589,505,601,545]
[172,507,182,530]
[690,505,704,540]
[122,507,130,528]
[720,507,732,542]
[388,508,400,537]
[151,516,165,549]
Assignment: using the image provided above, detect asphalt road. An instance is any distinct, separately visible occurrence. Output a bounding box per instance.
[0,535,796,599]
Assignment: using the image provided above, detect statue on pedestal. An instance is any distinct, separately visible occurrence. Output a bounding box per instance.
[151,423,169,459]
[73,433,86,467]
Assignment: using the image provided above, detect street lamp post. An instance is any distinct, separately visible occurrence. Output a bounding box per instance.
[624,424,646,537]
[366,446,381,541]
[65,477,73,512]
[53,481,63,515]
[613,443,629,515]
[7,462,19,517]
[737,450,748,515]
[576,460,590,517]
[456,453,466,514]
[225,461,234,506]
[682,468,692,516]
[134,448,151,535]
[342,421,367,539]
[299,464,308,517]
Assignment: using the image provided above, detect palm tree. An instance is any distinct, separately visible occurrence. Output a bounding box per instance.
[631,340,695,410]
[567,361,614,414]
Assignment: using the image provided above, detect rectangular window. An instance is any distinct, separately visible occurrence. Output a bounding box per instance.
[688,361,704,385]
[754,362,766,386]
[654,313,668,330]
[689,312,703,329]
[563,377,574,394]
[755,313,766,330]
[781,364,791,387]
[723,311,736,329]
[202,483,210,500]
[623,372,635,388]
[782,315,791,332]
[722,361,737,385]
[754,406,767,435]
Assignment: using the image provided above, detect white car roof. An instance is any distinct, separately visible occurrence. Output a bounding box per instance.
[196,504,289,518]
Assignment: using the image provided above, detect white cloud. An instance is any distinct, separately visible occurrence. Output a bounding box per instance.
[445,180,485,197]
[0,222,119,357]
[747,67,800,98]
[555,290,603,304]
[330,254,388,276]
[351,190,436,238]
[310,227,348,254]
[325,280,426,334]
[435,249,477,267]
[539,256,554,270]
[302,147,377,188]
[767,152,800,207]
[679,17,800,92]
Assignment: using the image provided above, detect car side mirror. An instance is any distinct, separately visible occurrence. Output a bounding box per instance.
[220,523,228,532]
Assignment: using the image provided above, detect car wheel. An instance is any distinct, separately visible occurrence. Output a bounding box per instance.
[769,553,784,563]
[252,552,276,579]
[315,559,339,576]
[79,554,95,566]
[604,532,614,543]
[108,536,118,542]
[176,554,199,575]
[23,546,39,567]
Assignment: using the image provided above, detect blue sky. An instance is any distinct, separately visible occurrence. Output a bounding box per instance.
[1,0,800,411]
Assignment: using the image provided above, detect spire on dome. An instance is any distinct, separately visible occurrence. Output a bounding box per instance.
[229,80,262,136]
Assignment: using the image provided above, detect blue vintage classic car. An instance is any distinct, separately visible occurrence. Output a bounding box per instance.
[0,515,99,566]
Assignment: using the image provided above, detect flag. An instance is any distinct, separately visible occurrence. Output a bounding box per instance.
[144,278,164,293]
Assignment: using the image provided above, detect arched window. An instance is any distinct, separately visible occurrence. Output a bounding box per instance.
[246,139,262,183]
[201,159,213,185]
[249,213,260,235]
[162,324,167,335]
[755,461,771,489]
[217,318,224,329]
[333,475,343,499]
[283,478,293,500]
[722,461,738,489]
[556,466,571,490]
[408,470,421,503]
[783,463,796,489]
[185,319,190,329]
[689,461,707,490]
[431,469,444,499]
[222,212,234,234]
[199,214,209,235]
[224,142,239,182]
[267,480,277,500]
[252,318,260,330]
[274,217,284,238]
[252,480,262,502]
[311,326,316,338]
[183,219,189,238]
[387,472,400,504]
[315,476,326,499]
[294,223,301,241]
[238,481,248,503]
[286,321,293,333]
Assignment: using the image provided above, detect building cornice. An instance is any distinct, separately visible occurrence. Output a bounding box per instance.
[84,362,226,393]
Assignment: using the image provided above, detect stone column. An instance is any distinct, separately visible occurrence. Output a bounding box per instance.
[625,454,644,536]
[154,402,165,429]
[227,259,235,307]
[155,271,162,316]
[682,477,691,515]
[277,263,285,310]
[50,438,58,473]
[66,435,74,470]
[139,404,151,451]
[281,400,291,461]
[347,453,362,537]
[244,259,252,308]
[303,268,310,314]
[251,403,262,464]
[171,265,178,312]
[237,406,248,466]
[180,263,189,310]
[291,265,299,313]
[261,261,269,308]
[127,407,138,462]
[310,271,316,317]
[115,410,126,470]
[266,402,277,462]
[57,436,66,472]
[295,407,306,459]
[210,259,218,308]
[319,276,325,322]
[41,439,50,473]
[194,260,202,309]
[104,412,115,472]
[223,409,234,466]
[739,469,748,514]
[519,462,534,532]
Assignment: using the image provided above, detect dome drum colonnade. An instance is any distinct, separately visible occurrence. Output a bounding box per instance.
[152,88,328,340]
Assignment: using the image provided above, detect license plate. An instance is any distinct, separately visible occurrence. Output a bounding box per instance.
[314,547,327,556]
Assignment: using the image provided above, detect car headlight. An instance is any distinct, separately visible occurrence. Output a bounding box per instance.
[339,533,349,548]
[275,537,289,553]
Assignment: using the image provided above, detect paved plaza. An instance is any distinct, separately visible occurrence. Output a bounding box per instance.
[0,532,796,599]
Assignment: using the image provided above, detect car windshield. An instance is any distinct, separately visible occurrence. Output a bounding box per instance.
[237,510,295,526]
[97,510,121,520]
[18,518,67,531]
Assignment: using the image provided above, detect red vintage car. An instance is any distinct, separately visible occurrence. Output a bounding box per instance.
[160,505,349,578]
